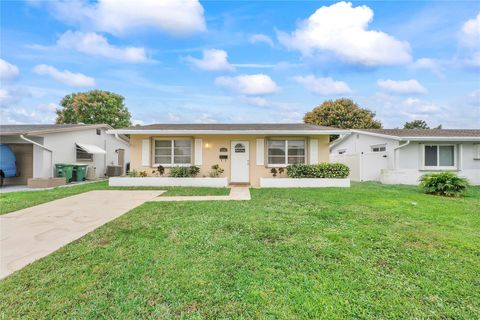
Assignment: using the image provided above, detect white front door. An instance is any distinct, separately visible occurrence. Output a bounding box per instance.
[231,141,250,183]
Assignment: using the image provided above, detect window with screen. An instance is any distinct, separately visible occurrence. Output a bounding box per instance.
[154,139,192,165]
[76,145,93,161]
[267,140,305,166]
[424,145,455,168]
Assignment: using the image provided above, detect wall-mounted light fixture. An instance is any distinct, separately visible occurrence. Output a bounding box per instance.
[205,142,210,149]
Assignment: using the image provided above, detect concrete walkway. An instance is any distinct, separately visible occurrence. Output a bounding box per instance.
[151,186,251,202]
[0,190,163,279]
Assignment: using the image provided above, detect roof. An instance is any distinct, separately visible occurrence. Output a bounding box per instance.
[351,129,480,141]
[108,123,347,135]
[0,124,112,136]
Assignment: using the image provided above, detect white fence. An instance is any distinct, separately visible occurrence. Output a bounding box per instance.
[331,152,389,182]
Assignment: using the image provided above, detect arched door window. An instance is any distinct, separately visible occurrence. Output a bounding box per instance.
[234,143,246,153]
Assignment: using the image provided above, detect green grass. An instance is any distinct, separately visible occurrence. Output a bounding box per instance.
[1,183,479,319]
[0,181,229,215]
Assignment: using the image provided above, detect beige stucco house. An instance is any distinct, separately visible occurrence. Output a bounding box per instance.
[108,124,346,186]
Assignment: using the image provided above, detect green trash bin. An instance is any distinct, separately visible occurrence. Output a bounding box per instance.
[73,164,88,182]
[55,164,74,182]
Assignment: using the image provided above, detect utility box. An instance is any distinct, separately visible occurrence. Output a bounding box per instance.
[106,165,122,177]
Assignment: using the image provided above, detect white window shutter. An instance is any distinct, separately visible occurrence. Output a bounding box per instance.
[309,139,318,164]
[142,139,150,166]
[194,139,203,165]
[256,139,264,165]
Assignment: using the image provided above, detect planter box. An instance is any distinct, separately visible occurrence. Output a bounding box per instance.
[109,177,228,188]
[260,178,350,188]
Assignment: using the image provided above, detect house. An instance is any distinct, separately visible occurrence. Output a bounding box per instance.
[107,123,347,187]
[0,124,130,186]
[330,129,480,185]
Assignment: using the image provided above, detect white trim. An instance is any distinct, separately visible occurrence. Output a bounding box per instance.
[256,138,264,165]
[260,178,350,188]
[194,139,203,166]
[309,139,318,164]
[76,143,106,154]
[141,139,150,166]
[350,130,480,142]
[108,129,348,135]
[474,144,480,160]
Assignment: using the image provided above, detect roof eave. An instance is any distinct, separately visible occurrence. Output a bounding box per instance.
[401,137,480,142]
[107,129,349,135]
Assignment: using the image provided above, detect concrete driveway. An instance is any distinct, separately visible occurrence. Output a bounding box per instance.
[0,190,163,279]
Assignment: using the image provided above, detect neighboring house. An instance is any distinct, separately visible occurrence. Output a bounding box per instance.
[330,129,480,185]
[0,124,130,186]
[108,123,347,187]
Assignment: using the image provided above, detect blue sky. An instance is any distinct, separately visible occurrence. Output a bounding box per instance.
[1,0,479,128]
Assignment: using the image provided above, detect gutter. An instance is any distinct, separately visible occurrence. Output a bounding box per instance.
[114,133,129,144]
[20,134,54,178]
[393,140,410,169]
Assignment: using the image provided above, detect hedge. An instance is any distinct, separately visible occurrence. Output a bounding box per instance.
[419,172,469,197]
[286,163,350,178]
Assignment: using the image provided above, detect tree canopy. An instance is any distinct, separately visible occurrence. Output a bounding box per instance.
[403,119,442,129]
[303,98,382,129]
[56,90,132,129]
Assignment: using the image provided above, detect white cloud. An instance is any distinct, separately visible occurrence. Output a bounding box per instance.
[277,1,411,66]
[249,34,274,47]
[49,0,206,36]
[377,79,427,94]
[239,96,269,107]
[215,74,279,95]
[293,75,352,95]
[33,64,96,87]
[459,12,480,67]
[403,97,439,113]
[57,31,149,63]
[0,59,20,80]
[0,103,57,124]
[185,49,234,71]
[0,87,32,106]
[460,12,480,47]
[411,58,444,78]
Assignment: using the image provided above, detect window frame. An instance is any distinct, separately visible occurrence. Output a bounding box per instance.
[153,138,192,167]
[267,138,306,167]
[76,145,94,162]
[422,144,457,170]
[337,149,347,155]
[370,144,386,152]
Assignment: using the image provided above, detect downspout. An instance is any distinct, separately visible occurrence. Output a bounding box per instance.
[393,140,410,169]
[20,134,54,178]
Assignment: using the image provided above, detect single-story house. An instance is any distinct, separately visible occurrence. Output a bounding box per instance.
[330,129,480,185]
[0,124,130,186]
[107,123,347,187]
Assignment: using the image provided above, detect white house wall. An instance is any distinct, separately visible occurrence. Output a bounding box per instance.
[36,128,129,178]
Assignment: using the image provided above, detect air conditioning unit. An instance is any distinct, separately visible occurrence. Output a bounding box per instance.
[106,165,122,177]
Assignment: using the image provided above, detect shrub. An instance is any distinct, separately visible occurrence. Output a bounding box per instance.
[139,171,147,177]
[209,164,224,178]
[419,172,469,197]
[286,163,350,178]
[128,169,138,177]
[169,166,200,178]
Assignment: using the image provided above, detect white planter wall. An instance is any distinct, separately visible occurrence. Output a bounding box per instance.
[109,177,228,187]
[260,178,350,188]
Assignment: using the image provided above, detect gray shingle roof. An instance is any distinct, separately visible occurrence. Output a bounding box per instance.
[120,123,338,131]
[355,129,480,138]
[0,124,110,136]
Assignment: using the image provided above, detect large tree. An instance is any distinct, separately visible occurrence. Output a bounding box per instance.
[403,119,442,129]
[304,98,382,129]
[56,90,132,128]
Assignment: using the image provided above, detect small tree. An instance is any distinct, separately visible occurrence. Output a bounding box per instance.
[404,120,441,129]
[304,98,382,130]
[56,90,132,128]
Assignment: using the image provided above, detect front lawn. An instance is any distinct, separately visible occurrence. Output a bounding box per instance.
[1,183,479,319]
[0,181,229,214]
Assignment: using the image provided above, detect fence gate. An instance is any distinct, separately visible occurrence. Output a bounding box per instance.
[330,152,388,182]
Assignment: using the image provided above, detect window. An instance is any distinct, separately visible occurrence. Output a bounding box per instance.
[76,145,93,161]
[96,129,101,135]
[474,144,480,160]
[338,149,347,155]
[234,143,245,153]
[423,145,455,168]
[371,144,386,152]
[267,140,305,166]
[154,139,192,165]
